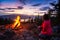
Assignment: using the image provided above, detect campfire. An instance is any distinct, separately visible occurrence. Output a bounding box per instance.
[5,16,22,30]
[12,16,21,29]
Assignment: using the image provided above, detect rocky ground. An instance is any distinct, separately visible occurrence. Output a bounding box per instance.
[0,29,38,40]
[0,23,60,40]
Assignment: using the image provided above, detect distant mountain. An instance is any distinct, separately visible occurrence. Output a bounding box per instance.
[0,14,35,19]
[0,14,42,20]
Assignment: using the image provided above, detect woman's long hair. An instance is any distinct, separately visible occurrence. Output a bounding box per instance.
[43,14,50,20]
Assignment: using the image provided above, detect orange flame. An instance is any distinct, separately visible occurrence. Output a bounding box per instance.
[12,16,20,29]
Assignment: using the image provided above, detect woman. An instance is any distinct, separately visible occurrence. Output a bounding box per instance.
[39,14,53,40]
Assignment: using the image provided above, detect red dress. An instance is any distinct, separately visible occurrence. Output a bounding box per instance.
[41,20,52,36]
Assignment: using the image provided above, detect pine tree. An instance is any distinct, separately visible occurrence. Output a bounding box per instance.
[50,0,60,25]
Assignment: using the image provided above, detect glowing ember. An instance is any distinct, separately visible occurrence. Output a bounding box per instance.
[12,16,20,29]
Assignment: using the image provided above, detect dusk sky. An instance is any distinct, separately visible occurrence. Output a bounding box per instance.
[0,0,58,16]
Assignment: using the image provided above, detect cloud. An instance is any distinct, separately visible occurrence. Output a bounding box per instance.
[0,12,10,15]
[17,6,23,9]
[0,8,5,10]
[19,0,27,5]
[32,3,41,6]
[40,7,50,11]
